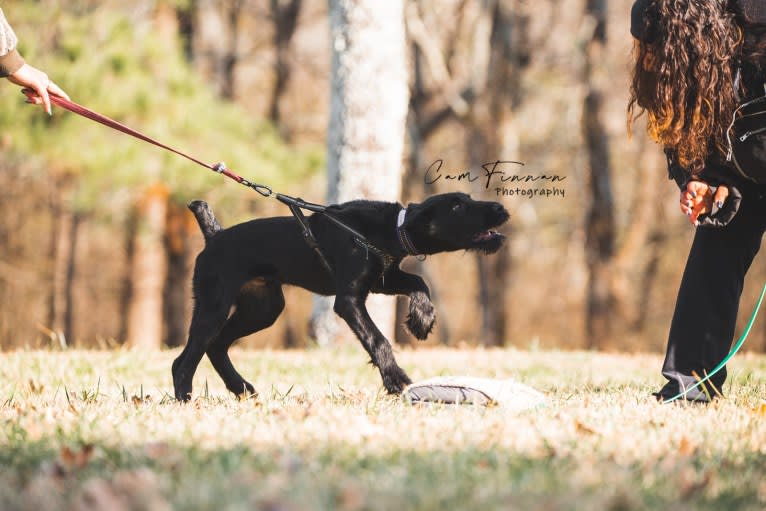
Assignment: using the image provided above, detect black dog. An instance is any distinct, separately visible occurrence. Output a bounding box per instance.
[172,192,509,401]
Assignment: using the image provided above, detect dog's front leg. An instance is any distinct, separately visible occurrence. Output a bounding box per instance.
[333,294,412,394]
[376,269,435,340]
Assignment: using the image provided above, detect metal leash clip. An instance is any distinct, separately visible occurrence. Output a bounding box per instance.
[250,183,274,197]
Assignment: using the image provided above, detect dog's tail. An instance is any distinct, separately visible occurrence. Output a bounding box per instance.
[188,200,223,242]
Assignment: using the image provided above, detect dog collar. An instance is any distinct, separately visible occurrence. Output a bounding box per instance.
[397,208,420,256]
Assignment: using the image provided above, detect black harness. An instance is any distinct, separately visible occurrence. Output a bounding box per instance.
[275,194,416,278]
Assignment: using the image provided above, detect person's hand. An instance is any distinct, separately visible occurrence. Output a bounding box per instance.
[680,179,729,226]
[6,63,69,115]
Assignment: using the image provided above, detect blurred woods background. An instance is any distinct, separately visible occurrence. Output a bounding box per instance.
[2,0,766,353]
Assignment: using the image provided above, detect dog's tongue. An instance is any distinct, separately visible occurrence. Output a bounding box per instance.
[474,230,497,242]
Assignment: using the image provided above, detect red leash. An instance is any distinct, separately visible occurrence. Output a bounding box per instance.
[22,88,274,197]
[22,89,408,273]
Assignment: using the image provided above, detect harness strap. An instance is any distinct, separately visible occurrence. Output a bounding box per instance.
[275,194,396,274]
[285,202,335,276]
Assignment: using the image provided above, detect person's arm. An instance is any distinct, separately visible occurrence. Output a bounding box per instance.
[0,8,69,114]
[666,150,743,227]
[0,8,25,77]
[736,0,766,25]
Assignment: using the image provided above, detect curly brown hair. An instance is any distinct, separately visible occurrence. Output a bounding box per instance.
[628,0,741,174]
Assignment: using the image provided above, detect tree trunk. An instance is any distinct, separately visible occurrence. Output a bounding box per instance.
[469,122,512,347]
[63,213,80,347]
[583,92,616,347]
[163,201,195,348]
[618,132,666,332]
[269,0,303,138]
[119,213,137,345]
[190,0,244,99]
[47,179,79,348]
[311,0,409,347]
[396,41,449,346]
[467,0,525,347]
[635,228,667,332]
[582,0,615,348]
[126,184,169,349]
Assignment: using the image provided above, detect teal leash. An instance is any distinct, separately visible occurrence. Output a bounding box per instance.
[663,280,766,404]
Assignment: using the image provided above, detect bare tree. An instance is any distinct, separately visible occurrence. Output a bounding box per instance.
[311,0,409,347]
[269,0,303,134]
[126,184,169,349]
[621,134,667,332]
[47,176,79,347]
[404,0,529,346]
[189,0,248,99]
[582,0,616,347]
[163,201,196,348]
[468,0,528,347]
[580,1,667,348]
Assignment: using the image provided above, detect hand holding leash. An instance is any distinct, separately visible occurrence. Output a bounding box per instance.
[14,67,69,115]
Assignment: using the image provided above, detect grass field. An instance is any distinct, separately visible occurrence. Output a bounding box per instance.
[0,347,765,511]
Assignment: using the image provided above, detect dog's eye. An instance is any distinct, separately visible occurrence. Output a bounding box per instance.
[452,202,463,212]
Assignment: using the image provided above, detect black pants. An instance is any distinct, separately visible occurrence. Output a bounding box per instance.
[657,192,766,401]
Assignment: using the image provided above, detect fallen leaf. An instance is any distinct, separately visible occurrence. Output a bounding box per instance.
[59,444,95,470]
[28,379,44,394]
[476,459,491,470]
[678,436,697,457]
[575,420,596,435]
[754,401,766,416]
[131,394,152,406]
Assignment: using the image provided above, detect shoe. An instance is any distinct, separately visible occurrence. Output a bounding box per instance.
[653,380,712,404]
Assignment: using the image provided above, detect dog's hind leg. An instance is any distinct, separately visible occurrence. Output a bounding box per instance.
[206,277,285,398]
[172,297,230,401]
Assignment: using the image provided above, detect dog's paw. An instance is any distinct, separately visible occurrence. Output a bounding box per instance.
[231,381,257,400]
[172,357,193,402]
[381,365,412,395]
[405,291,435,340]
[174,385,193,402]
[173,378,193,402]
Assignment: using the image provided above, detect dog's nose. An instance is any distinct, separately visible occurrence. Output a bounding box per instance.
[493,203,507,215]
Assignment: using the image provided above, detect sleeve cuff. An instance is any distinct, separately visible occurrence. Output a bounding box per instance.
[0,49,24,78]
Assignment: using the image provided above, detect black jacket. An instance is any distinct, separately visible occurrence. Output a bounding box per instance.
[632,0,766,226]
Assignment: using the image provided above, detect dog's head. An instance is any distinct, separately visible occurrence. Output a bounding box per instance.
[401,193,509,255]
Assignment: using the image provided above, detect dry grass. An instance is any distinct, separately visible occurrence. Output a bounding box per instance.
[0,347,765,510]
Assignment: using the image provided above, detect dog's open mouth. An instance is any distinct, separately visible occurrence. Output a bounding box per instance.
[473,230,502,243]
[471,230,506,254]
